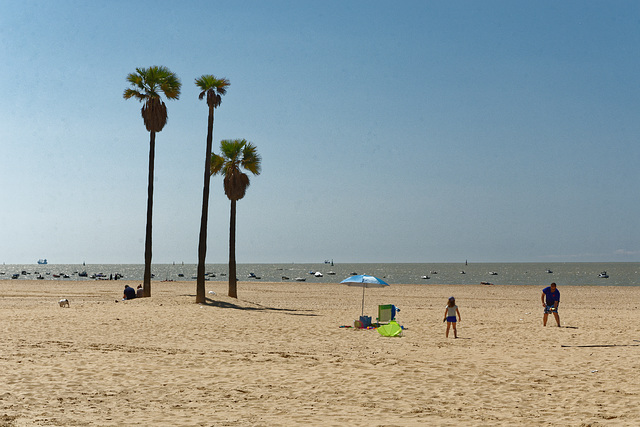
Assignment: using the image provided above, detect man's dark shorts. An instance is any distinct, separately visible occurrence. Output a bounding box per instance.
[544,305,558,314]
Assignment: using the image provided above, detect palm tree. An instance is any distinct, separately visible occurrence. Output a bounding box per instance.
[211,139,261,298]
[123,66,181,297]
[194,75,230,304]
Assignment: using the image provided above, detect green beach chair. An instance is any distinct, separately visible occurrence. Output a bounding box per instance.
[376,304,399,325]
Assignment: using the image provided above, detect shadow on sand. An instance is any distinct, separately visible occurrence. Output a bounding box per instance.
[181,294,319,317]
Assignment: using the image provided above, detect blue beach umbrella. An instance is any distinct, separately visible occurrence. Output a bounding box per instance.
[341,274,390,317]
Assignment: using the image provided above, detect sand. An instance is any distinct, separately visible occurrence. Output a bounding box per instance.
[1,280,639,426]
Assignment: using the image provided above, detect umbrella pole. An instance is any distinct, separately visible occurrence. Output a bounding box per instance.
[361,286,365,317]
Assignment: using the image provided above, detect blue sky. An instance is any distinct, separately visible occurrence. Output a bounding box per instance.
[1,0,639,264]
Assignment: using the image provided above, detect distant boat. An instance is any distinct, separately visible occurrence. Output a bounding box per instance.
[295,277,306,281]
[546,269,553,273]
[327,271,336,275]
[12,273,19,279]
[598,271,609,278]
[78,271,88,277]
[489,272,498,275]
[314,272,323,277]
[460,271,465,274]
[37,259,47,265]
[421,275,430,280]
[281,276,290,280]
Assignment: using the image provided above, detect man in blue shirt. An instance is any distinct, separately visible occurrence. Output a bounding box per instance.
[541,282,560,327]
[123,285,136,300]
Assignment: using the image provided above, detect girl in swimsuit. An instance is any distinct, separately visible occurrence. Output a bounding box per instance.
[443,296,461,338]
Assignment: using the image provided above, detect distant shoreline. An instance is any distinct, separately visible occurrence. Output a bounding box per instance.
[2,262,639,286]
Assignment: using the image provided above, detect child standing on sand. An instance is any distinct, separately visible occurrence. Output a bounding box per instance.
[443,296,461,338]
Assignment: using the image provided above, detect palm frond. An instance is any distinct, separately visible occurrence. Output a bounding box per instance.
[241,143,262,175]
[216,79,229,95]
[160,72,181,100]
[126,72,143,88]
[219,139,245,161]
[123,88,145,101]
[210,153,225,175]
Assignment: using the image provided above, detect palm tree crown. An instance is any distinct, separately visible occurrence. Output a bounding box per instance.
[195,75,230,109]
[123,66,181,132]
[212,139,262,200]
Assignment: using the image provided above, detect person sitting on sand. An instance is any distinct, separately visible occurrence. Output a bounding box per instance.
[443,296,461,338]
[136,284,144,298]
[541,282,560,327]
[123,285,136,300]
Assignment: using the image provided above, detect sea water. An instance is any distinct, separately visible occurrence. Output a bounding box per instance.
[1,262,640,286]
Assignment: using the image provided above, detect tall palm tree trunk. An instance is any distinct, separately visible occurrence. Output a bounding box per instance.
[196,107,215,303]
[143,131,155,297]
[228,199,237,298]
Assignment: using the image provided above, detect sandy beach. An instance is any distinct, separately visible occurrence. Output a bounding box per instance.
[1,280,639,426]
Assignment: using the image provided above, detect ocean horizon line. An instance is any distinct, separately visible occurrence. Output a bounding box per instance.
[4,261,640,266]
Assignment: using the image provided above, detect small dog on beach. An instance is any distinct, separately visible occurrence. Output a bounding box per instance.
[59,298,70,308]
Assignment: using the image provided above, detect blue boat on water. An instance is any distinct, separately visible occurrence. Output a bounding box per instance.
[37,259,47,265]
